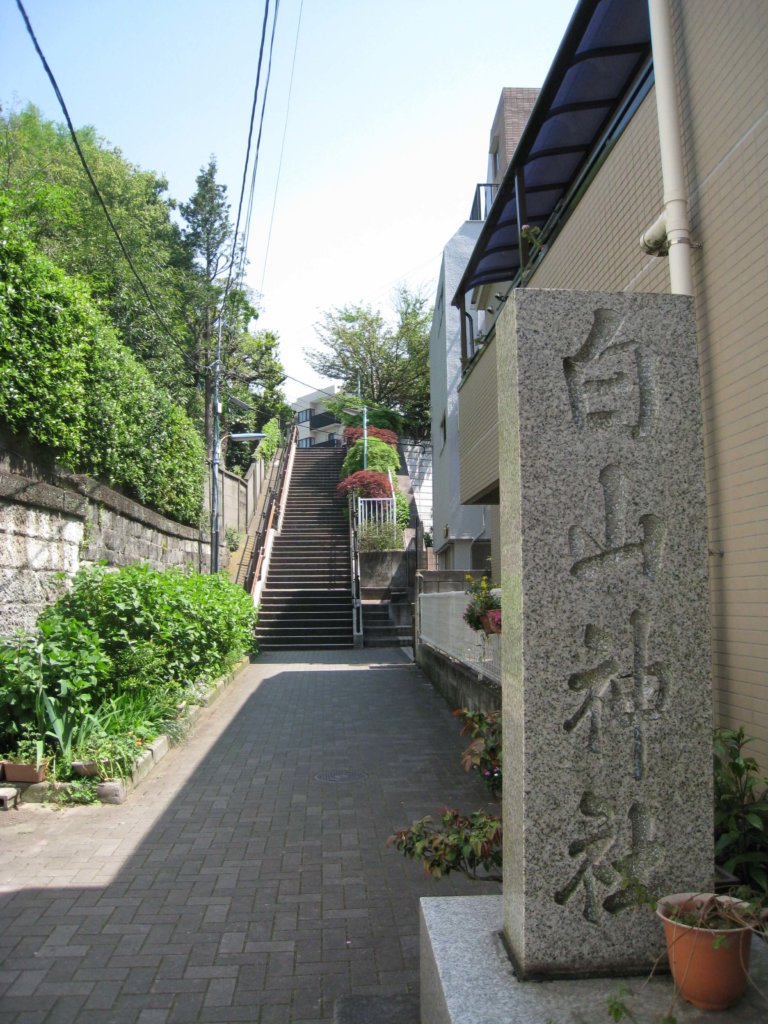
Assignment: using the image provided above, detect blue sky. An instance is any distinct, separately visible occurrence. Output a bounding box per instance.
[2,0,578,402]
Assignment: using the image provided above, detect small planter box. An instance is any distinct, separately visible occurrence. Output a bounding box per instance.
[1,760,47,784]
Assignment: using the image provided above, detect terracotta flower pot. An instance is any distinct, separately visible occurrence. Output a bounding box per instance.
[657,892,755,1011]
[1,760,47,784]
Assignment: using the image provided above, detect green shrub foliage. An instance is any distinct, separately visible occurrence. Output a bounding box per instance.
[341,436,400,478]
[714,727,768,896]
[257,416,282,464]
[394,489,410,529]
[0,204,204,524]
[51,564,257,689]
[0,564,257,751]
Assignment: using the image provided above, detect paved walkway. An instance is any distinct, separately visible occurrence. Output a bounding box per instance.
[0,649,499,1024]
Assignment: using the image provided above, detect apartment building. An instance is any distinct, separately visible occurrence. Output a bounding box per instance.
[452,0,768,760]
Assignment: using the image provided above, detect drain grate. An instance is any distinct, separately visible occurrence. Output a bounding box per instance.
[314,769,368,784]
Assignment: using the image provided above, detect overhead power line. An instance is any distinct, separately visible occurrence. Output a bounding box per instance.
[259,0,304,297]
[238,0,282,291]
[224,0,274,300]
[15,0,197,371]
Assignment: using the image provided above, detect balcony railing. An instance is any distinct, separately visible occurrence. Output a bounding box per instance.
[309,410,339,430]
[469,183,499,221]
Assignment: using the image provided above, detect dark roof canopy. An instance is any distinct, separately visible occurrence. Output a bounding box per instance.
[453,0,651,303]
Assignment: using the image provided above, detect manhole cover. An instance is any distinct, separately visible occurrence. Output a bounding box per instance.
[314,769,368,784]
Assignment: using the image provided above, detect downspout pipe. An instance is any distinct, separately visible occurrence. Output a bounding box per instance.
[647,0,693,295]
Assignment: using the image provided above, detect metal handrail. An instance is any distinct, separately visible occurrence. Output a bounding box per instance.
[348,493,364,645]
[244,420,298,594]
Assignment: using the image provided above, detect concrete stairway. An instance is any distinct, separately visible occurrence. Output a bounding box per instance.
[362,603,413,648]
[255,448,354,650]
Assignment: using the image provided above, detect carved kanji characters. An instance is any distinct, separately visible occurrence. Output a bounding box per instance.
[563,308,658,439]
[555,794,660,924]
[564,609,669,779]
[569,464,666,580]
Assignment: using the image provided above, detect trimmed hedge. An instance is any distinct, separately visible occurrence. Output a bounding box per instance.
[0,205,204,524]
[342,425,398,448]
[337,470,392,498]
[341,436,400,478]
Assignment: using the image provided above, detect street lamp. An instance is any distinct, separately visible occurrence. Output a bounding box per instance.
[210,432,265,574]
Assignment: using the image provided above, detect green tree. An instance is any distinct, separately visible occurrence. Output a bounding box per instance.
[0,105,191,395]
[179,160,290,462]
[0,106,290,474]
[304,286,432,438]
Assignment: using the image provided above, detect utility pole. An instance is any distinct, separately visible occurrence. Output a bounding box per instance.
[363,404,368,469]
[210,317,224,573]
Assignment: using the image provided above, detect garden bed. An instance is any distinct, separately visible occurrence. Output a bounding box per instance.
[0,564,257,805]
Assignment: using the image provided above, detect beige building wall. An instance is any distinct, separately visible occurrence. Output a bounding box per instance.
[522,0,768,763]
[458,334,499,505]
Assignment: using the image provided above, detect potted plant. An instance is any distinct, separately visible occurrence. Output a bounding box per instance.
[1,734,48,783]
[462,575,501,635]
[656,891,767,1010]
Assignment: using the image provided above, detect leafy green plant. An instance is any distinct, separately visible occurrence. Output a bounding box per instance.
[341,437,400,478]
[462,575,501,632]
[389,710,502,882]
[388,809,502,881]
[454,709,502,797]
[0,202,205,525]
[714,727,768,897]
[3,728,45,769]
[394,489,410,529]
[36,691,99,760]
[56,778,100,805]
[225,527,242,552]
[50,563,257,691]
[72,732,142,781]
[256,416,281,463]
[91,687,188,746]
[357,522,403,551]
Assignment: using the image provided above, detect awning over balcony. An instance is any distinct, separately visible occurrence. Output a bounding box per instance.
[453,0,651,303]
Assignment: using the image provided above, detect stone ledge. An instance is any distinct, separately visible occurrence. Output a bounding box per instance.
[420,896,768,1024]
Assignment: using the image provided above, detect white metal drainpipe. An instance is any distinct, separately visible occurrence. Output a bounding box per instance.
[647,0,694,296]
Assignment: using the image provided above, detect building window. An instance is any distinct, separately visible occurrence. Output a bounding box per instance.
[298,437,314,448]
[297,408,311,423]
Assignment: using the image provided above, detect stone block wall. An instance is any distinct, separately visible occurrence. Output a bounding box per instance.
[0,427,210,635]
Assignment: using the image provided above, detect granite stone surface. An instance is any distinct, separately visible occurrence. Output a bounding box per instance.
[420,896,768,1024]
[496,291,712,976]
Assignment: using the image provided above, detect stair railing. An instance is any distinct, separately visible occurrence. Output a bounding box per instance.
[245,419,298,601]
[348,492,364,647]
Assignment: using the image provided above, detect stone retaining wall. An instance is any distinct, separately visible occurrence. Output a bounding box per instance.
[1,427,209,635]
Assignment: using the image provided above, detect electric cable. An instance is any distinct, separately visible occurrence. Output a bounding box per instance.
[259,0,304,297]
[14,0,199,373]
[238,0,283,292]
[224,0,272,301]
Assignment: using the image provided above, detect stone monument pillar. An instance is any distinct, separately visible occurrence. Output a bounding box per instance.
[497,290,712,978]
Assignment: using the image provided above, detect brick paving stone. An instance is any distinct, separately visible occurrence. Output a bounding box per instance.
[0,649,499,1022]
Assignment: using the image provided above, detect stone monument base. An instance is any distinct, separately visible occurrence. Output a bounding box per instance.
[420,896,768,1024]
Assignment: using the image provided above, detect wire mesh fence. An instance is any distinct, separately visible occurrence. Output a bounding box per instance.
[418,590,501,682]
